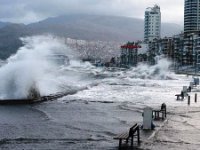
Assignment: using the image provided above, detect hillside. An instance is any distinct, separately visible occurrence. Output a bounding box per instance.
[0,14,182,59]
[27,14,182,41]
[27,15,144,42]
[0,21,11,29]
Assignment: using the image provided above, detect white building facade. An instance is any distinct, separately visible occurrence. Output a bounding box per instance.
[144,5,161,43]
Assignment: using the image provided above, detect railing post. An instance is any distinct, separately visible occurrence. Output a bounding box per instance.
[119,139,122,149]
[195,93,197,103]
[188,96,190,105]
[137,126,140,144]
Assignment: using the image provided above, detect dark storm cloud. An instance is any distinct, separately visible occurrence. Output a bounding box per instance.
[0,0,183,24]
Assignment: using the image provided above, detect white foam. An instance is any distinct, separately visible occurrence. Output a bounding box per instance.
[0,35,92,99]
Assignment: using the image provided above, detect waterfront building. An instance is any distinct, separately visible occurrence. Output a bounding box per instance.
[144,5,161,43]
[173,34,184,67]
[146,32,200,71]
[194,34,200,70]
[148,38,161,64]
[160,37,173,58]
[184,0,200,69]
[147,37,173,65]
[185,33,200,68]
[184,0,200,33]
[120,42,141,67]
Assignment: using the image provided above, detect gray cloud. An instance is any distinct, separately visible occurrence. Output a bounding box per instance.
[0,0,184,25]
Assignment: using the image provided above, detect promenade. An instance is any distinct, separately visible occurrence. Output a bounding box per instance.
[141,99,200,150]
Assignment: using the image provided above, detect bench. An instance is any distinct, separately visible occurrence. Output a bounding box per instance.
[153,103,167,120]
[175,93,184,100]
[153,109,166,120]
[113,123,140,149]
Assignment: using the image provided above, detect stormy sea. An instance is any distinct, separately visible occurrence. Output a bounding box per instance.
[0,36,199,150]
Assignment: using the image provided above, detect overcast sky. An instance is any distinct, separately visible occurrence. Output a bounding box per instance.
[0,0,184,25]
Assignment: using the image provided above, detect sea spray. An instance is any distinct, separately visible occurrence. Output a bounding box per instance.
[126,58,174,80]
[98,58,174,81]
[0,35,178,99]
[0,35,91,99]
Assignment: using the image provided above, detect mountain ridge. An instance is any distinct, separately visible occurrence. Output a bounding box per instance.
[0,14,182,59]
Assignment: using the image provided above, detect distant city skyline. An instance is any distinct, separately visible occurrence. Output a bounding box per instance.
[0,0,184,25]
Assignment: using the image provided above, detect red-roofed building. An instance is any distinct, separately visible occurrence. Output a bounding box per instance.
[120,42,141,67]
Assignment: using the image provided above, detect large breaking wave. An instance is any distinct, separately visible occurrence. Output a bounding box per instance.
[0,35,176,99]
[0,35,95,99]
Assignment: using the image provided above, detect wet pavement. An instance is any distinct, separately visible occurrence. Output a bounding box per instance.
[1,90,200,150]
[141,106,200,150]
[0,100,143,150]
[1,98,199,150]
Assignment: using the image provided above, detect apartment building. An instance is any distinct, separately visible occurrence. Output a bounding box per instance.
[144,5,161,43]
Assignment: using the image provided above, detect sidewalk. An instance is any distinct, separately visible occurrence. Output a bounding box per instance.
[140,106,200,150]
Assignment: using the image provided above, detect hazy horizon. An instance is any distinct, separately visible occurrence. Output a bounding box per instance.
[0,0,184,25]
[0,14,184,28]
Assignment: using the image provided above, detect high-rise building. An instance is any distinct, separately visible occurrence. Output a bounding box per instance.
[144,5,161,43]
[184,0,200,33]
